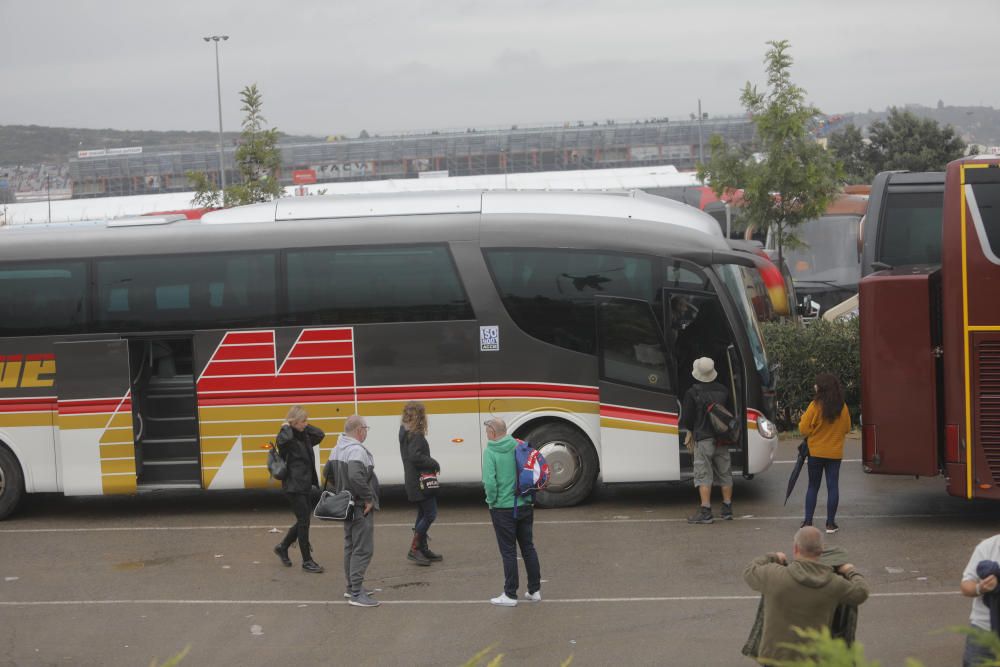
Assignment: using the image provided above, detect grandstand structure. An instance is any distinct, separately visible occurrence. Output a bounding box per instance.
[62,116,754,199]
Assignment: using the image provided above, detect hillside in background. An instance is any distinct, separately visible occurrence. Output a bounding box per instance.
[850,103,1000,146]
[1,104,998,166]
[0,126,322,165]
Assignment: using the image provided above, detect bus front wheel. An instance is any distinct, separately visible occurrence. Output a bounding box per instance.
[0,446,24,520]
[524,422,598,508]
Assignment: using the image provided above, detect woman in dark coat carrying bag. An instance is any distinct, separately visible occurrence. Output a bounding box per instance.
[399,401,442,566]
[273,405,325,573]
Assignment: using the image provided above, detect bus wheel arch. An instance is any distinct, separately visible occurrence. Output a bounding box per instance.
[513,418,599,508]
[0,440,25,520]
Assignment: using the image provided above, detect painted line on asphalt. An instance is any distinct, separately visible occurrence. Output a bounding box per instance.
[0,591,960,607]
[0,513,964,534]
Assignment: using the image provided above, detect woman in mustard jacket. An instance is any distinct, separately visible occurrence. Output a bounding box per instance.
[799,373,851,533]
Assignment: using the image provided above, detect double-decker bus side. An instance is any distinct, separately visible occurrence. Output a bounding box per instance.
[0,190,778,518]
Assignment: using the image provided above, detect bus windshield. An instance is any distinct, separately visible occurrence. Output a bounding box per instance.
[717,264,771,388]
[877,191,944,267]
[784,215,862,285]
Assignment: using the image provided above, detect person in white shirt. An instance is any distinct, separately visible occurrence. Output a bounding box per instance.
[960,534,1000,666]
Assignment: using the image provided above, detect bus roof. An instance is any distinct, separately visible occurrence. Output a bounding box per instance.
[0,190,737,263]
[199,189,723,236]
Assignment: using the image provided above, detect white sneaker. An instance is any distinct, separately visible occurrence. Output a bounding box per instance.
[524,590,541,602]
[490,593,517,607]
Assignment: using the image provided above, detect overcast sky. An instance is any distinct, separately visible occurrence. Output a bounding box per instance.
[2,0,997,137]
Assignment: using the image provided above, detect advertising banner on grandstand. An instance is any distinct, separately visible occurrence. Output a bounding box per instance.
[292,169,317,184]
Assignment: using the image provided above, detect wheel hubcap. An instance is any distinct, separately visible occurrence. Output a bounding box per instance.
[0,463,5,497]
[538,440,580,492]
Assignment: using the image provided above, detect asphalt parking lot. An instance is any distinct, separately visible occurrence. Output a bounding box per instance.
[2,435,999,666]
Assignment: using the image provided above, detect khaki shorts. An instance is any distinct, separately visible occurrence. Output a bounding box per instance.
[692,438,733,488]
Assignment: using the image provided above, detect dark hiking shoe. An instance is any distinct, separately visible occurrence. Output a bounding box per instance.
[407,548,432,566]
[302,560,325,574]
[801,520,813,528]
[687,506,714,524]
[720,503,734,520]
[826,523,840,534]
[421,545,443,562]
[273,544,292,567]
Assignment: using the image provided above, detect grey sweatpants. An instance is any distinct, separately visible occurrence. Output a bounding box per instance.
[344,511,375,594]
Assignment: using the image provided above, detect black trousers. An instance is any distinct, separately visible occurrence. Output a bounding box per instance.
[490,506,541,598]
[281,492,313,561]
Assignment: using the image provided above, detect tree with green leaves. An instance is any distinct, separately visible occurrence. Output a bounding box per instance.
[827,124,876,184]
[697,40,841,266]
[189,83,283,208]
[866,108,965,173]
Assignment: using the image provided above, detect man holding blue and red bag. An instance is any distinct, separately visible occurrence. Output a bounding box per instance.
[482,417,543,607]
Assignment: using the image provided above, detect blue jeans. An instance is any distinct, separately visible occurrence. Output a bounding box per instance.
[963,627,994,667]
[413,496,438,536]
[804,456,841,525]
[490,506,541,598]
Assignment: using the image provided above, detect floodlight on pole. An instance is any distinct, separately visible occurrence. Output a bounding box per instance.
[203,35,229,192]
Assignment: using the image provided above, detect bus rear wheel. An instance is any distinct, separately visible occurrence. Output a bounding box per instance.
[0,446,24,520]
[524,422,598,508]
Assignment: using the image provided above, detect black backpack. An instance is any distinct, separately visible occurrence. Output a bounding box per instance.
[696,386,740,442]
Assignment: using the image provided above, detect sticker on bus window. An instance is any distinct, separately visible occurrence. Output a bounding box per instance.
[480,325,500,352]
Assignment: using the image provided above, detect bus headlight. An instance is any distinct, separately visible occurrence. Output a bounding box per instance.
[756,416,777,440]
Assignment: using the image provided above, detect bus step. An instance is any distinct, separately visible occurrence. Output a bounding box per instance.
[136,482,202,492]
[148,375,195,387]
[142,458,199,467]
[139,459,201,484]
[142,438,198,446]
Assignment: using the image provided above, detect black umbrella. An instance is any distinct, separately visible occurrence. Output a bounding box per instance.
[783,439,809,506]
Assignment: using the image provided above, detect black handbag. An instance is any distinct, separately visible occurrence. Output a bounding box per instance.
[419,472,440,496]
[314,489,355,521]
[266,442,287,481]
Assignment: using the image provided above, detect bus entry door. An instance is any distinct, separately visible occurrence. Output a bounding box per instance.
[53,339,136,495]
[595,296,680,482]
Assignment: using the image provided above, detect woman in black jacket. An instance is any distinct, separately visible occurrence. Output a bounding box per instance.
[273,405,325,573]
[399,401,441,566]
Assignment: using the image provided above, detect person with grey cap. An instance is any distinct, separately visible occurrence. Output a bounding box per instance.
[679,357,734,524]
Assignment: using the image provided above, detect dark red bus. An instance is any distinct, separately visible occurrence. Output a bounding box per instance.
[860,157,1000,498]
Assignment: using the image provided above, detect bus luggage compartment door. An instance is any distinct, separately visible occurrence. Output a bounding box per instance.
[53,339,136,495]
[859,270,940,476]
[595,297,679,482]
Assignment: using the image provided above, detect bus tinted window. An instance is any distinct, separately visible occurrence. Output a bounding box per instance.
[0,262,87,336]
[285,245,473,324]
[598,298,670,391]
[95,253,276,331]
[971,183,1000,258]
[664,260,712,291]
[485,249,654,354]
[878,191,943,267]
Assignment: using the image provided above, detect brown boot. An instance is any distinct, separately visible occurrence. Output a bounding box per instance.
[407,533,431,566]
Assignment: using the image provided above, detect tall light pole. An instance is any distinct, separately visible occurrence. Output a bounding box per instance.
[203,35,229,191]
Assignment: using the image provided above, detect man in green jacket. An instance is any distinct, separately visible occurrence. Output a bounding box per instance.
[482,417,541,607]
[744,526,869,663]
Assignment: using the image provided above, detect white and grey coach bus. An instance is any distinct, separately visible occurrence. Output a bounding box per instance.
[0,189,777,518]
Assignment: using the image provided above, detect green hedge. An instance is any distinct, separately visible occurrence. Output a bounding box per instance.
[760,318,860,431]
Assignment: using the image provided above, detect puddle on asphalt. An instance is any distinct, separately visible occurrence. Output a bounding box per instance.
[386,581,429,590]
[113,556,178,571]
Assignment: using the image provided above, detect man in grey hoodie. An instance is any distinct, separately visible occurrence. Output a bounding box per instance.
[744,526,869,663]
[325,415,380,608]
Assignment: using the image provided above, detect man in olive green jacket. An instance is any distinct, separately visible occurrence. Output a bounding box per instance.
[744,526,869,663]
[482,418,540,607]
